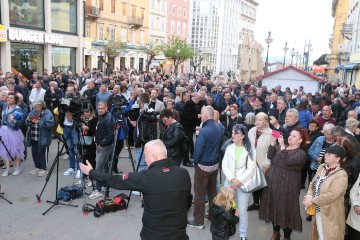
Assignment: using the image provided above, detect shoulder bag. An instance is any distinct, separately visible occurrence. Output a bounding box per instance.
[240,154,268,193]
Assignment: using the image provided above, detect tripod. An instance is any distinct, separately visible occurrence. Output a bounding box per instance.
[36,135,78,215]
[0,184,12,204]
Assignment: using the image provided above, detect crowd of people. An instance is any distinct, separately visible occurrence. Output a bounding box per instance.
[1,67,360,239]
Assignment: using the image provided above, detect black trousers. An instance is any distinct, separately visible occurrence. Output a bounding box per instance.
[212,234,228,240]
[184,130,194,162]
[112,140,124,171]
[346,225,360,240]
[273,223,292,238]
[252,188,263,205]
[301,160,312,187]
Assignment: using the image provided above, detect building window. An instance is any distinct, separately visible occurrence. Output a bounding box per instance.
[121,26,127,42]
[182,22,186,36]
[178,7,181,16]
[100,0,104,11]
[51,0,77,34]
[122,2,126,16]
[11,43,44,79]
[140,30,144,44]
[172,5,176,14]
[109,25,116,40]
[161,0,166,11]
[161,19,165,31]
[141,8,145,19]
[132,6,136,16]
[130,57,134,68]
[171,20,175,33]
[131,30,136,44]
[9,0,45,29]
[85,22,90,37]
[183,9,187,18]
[98,23,104,40]
[177,21,181,34]
[52,47,76,74]
[151,0,155,9]
[111,0,116,13]
[150,16,154,28]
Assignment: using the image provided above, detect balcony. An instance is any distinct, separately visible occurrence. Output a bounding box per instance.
[128,16,143,28]
[85,5,100,20]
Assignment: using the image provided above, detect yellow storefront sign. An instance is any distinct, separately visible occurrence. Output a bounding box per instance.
[0,24,7,42]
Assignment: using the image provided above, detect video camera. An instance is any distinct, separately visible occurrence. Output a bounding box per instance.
[59,95,89,124]
[139,108,158,125]
[111,97,129,121]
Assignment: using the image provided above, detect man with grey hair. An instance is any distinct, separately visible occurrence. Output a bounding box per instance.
[270,108,304,144]
[188,105,223,229]
[80,139,191,240]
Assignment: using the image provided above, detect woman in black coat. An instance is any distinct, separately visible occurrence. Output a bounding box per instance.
[160,109,186,166]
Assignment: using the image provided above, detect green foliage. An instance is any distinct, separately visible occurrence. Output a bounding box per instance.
[160,37,194,65]
[142,41,162,61]
[313,54,329,65]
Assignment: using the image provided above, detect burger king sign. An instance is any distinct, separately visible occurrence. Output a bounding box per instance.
[0,24,7,42]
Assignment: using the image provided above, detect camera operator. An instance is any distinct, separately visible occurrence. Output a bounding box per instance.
[59,86,80,177]
[160,109,187,166]
[80,140,191,240]
[89,101,114,200]
[26,100,54,177]
[108,85,136,174]
[44,81,63,137]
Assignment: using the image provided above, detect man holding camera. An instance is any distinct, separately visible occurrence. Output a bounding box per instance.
[89,101,114,199]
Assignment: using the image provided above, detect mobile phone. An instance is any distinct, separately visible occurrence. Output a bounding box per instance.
[268,109,279,119]
[272,130,283,139]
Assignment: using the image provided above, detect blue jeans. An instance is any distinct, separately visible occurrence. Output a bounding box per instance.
[135,147,147,172]
[63,126,79,170]
[95,145,113,191]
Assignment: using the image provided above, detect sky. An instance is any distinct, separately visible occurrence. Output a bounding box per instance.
[254,0,334,65]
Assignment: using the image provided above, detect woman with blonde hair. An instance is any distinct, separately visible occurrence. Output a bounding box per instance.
[210,187,239,240]
[247,112,272,211]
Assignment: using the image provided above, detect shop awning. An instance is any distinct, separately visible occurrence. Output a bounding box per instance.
[344,64,357,70]
[336,65,344,70]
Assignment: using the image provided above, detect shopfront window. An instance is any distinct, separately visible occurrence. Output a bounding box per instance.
[52,47,76,73]
[9,0,44,29]
[51,0,77,34]
[11,43,44,79]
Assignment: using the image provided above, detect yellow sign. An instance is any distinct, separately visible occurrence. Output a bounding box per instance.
[0,25,7,42]
[85,37,92,50]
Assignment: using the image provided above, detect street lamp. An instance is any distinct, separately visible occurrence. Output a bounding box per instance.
[304,40,312,71]
[290,48,296,66]
[175,49,180,74]
[264,31,273,73]
[283,42,289,68]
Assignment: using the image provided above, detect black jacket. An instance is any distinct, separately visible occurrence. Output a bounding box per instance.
[89,159,191,240]
[161,122,186,162]
[83,88,98,109]
[44,88,63,111]
[95,112,114,147]
[210,204,239,238]
[180,99,199,133]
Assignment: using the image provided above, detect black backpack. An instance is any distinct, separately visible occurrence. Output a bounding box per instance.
[58,185,83,202]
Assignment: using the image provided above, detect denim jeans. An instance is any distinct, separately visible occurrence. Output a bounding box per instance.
[135,147,147,172]
[95,145,113,191]
[31,140,46,170]
[63,126,79,170]
[224,180,250,238]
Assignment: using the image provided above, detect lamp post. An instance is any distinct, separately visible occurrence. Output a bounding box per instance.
[290,48,295,66]
[145,44,150,72]
[304,40,312,71]
[283,42,289,68]
[264,31,273,73]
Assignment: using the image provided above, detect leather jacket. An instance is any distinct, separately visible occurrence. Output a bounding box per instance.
[161,122,186,160]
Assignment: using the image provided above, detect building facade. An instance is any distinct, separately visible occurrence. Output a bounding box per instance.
[0,0,85,79]
[328,0,349,82]
[167,0,189,41]
[84,0,149,72]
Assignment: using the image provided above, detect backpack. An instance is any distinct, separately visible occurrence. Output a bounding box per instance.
[58,185,83,202]
[94,193,129,217]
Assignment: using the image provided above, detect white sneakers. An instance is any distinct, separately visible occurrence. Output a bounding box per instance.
[29,168,41,175]
[2,167,22,177]
[63,168,75,176]
[37,169,48,177]
[89,190,103,200]
[75,170,81,179]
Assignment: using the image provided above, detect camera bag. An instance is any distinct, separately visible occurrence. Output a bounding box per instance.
[58,185,83,202]
[94,193,129,217]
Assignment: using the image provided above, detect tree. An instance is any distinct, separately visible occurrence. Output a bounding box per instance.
[313,54,329,66]
[160,37,194,74]
[190,50,203,75]
[142,41,161,72]
[93,39,126,73]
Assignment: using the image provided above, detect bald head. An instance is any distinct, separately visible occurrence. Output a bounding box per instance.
[144,140,167,166]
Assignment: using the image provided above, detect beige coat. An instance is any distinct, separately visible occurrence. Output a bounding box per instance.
[248,126,272,170]
[346,173,360,232]
[306,164,348,240]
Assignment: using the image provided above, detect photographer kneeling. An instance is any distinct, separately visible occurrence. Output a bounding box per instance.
[160,108,187,166]
[89,101,114,200]
[80,139,191,240]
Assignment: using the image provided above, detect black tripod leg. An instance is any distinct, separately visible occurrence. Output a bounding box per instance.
[126,146,144,208]
[126,138,135,171]
[0,193,13,204]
